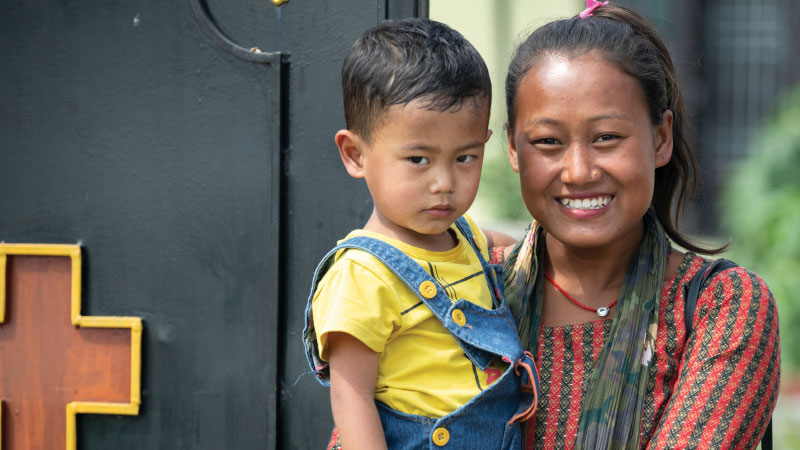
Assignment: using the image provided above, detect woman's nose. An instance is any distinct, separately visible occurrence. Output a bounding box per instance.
[561,143,599,185]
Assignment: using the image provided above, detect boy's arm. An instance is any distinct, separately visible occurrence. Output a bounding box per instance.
[327,331,388,450]
[482,228,518,250]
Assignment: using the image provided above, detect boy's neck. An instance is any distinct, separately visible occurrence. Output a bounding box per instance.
[362,211,458,252]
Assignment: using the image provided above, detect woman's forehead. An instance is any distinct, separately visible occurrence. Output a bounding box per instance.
[513,52,647,122]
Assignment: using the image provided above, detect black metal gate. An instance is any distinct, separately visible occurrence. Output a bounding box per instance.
[0,1,426,448]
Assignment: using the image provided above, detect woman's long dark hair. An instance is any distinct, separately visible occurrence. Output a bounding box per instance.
[506,5,724,255]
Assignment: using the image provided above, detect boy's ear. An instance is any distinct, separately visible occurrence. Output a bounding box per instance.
[335,129,367,179]
[506,125,520,174]
[654,110,674,168]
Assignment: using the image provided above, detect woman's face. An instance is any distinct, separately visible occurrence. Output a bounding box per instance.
[507,51,673,251]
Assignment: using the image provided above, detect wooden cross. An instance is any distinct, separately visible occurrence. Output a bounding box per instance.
[0,244,142,450]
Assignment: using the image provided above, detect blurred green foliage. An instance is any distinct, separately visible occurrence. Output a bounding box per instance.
[478,143,529,222]
[722,84,800,371]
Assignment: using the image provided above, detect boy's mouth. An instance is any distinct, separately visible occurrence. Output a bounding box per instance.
[425,204,454,217]
[558,195,613,210]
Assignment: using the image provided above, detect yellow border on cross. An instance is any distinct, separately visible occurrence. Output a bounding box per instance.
[0,243,143,450]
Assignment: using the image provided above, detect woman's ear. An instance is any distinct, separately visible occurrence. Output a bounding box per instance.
[507,125,520,173]
[654,110,674,168]
[335,129,367,178]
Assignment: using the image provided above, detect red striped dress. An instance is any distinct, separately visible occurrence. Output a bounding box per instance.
[525,253,779,449]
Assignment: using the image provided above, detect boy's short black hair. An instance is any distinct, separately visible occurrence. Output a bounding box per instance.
[342,18,491,142]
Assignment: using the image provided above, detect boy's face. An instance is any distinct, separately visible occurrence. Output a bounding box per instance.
[357,98,490,248]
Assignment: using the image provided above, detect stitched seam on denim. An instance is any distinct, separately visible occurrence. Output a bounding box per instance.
[460,308,510,319]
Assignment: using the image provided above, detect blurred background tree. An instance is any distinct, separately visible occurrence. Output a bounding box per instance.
[723,85,800,371]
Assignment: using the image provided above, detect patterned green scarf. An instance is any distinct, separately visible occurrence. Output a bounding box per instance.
[504,210,667,449]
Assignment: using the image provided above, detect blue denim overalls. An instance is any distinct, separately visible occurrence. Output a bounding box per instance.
[303,217,538,449]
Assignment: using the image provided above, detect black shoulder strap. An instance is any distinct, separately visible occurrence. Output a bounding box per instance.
[762,421,773,450]
[684,258,737,332]
[683,258,772,449]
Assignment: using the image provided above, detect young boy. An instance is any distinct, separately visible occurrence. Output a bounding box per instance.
[303,18,536,450]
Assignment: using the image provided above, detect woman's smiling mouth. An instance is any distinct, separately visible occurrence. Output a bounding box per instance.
[558,195,613,210]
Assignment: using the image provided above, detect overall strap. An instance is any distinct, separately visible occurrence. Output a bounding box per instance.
[453,216,486,265]
[304,222,508,385]
[303,236,455,385]
[322,237,457,325]
[310,232,501,367]
[454,216,504,306]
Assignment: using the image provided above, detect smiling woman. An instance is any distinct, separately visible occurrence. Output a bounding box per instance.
[508,51,673,255]
[500,3,780,450]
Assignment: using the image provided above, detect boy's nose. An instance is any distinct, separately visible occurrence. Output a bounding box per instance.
[431,168,455,193]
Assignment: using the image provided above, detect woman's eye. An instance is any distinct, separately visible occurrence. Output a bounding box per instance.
[408,156,429,164]
[533,138,560,146]
[456,155,476,163]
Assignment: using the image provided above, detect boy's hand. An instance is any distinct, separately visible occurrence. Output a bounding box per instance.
[327,332,388,450]
[483,228,518,250]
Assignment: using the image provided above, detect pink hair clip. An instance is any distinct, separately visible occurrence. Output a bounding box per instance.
[580,0,609,19]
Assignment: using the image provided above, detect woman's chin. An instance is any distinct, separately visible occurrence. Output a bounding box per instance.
[545,219,646,254]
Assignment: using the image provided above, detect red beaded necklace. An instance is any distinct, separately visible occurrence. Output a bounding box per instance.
[543,271,618,317]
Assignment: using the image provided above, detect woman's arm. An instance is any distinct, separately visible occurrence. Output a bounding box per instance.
[645,267,780,449]
[328,332,388,450]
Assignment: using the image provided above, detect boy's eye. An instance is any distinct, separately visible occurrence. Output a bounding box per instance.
[595,134,619,142]
[456,155,477,163]
[408,156,429,164]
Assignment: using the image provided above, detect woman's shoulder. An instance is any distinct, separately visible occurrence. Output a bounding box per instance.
[661,251,702,297]
[662,251,777,331]
[665,249,758,283]
[666,252,772,296]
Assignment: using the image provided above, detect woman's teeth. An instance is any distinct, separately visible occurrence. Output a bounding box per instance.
[560,196,612,210]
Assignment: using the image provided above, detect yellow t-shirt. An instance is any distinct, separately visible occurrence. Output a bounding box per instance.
[312,216,507,418]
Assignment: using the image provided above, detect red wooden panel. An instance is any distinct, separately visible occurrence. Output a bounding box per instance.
[0,256,131,449]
